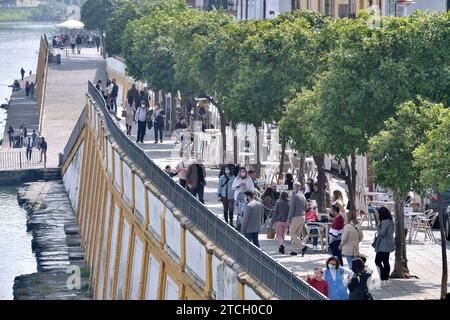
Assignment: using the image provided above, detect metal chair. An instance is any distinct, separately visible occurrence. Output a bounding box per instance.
[410,211,439,243]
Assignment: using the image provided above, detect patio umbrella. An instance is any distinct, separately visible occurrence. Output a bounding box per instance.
[56,19,85,30]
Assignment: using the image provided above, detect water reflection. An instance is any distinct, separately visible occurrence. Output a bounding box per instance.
[0,186,37,299]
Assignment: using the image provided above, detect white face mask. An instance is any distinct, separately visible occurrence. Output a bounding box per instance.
[224,169,230,175]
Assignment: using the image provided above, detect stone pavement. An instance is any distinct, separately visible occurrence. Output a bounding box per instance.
[41,48,107,167]
[2,75,39,147]
[115,116,449,300]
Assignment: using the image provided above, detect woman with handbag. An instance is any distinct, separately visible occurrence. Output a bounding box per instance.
[339,211,364,267]
[373,207,395,287]
[272,191,290,254]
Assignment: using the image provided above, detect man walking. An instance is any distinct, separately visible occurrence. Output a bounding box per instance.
[31,129,38,147]
[76,35,82,54]
[20,67,25,81]
[288,182,308,256]
[39,137,47,168]
[135,102,148,143]
[110,79,119,114]
[152,103,164,143]
[127,84,140,110]
[241,191,264,247]
[7,126,14,148]
[186,155,206,204]
[25,136,33,161]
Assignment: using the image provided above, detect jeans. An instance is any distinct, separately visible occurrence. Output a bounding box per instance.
[345,256,354,268]
[136,121,146,143]
[221,198,234,225]
[375,251,391,281]
[245,232,259,247]
[26,148,32,160]
[8,134,13,148]
[329,240,343,266]
[189,184,205,204]
[154,124,163,142]
[110,96,117,113]
[303,227,319,246]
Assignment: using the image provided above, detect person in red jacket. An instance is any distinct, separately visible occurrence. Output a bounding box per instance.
[307,267,328,297]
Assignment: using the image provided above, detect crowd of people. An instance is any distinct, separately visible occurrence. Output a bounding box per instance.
[52,33,101,53]
[6,125,47,164]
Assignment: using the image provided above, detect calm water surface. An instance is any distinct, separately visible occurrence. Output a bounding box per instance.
[0,21,56,136]
[0,186,37,299]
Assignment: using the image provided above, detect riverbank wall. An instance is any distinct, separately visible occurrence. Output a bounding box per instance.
[13,180,91,300]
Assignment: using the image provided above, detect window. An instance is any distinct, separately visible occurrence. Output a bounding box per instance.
[324,0,335,17]
[338,0,356,18]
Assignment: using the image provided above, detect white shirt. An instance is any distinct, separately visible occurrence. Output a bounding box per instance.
[231,176,255,201]
[175,160,191,180]
[323,267,354,284]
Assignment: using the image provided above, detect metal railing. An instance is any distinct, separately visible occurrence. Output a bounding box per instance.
[64,108,86,162]
[0,149,42,170]
[85,81,326,300]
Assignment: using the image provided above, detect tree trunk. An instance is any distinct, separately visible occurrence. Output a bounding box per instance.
[255,125,261,177]
[298,153,305,186]
[344,155,357,211]
[232,122,238,164]
[171,94,176,132]
[100,29,106,59]
[391,192,411,278]
[438,195,448,299]
[278,141,287,182]
[313,154,327,213]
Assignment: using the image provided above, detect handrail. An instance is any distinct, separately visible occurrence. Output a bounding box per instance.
[63,108,86,163]
[83,80,326,300]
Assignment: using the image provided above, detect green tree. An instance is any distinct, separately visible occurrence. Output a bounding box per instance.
[413,109,450,299]
[81,0,113,58]
[369,99,449,278]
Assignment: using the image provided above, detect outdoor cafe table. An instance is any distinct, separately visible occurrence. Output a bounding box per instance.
[306,220,332,253]
[404,211,425,244]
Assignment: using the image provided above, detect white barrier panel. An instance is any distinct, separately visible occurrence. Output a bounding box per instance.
[145,254,160,300]
[185,230,206,284]
[106,204,120,300]
[123,162,132,206]
[114,150,122,191]
[244,285,262,300]
[215,261,238,300]
[211,254,220,296]
[134,176,146,221]
[164,211,181,261]
[97,191,111,300]
[106,139,112,177]
[63,141,84,211]
[148,191,164,238]
[116,218,131,299]
[129,236,144,300]
[165,275,179,300]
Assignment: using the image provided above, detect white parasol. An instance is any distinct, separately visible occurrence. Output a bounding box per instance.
[56,19,85,30]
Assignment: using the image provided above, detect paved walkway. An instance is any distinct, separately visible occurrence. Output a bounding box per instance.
[41,48,107,167]
[1,75,39,148]
[115,117,449,300]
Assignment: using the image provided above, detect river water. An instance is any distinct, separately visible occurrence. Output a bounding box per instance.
[0,21,56,300]
[0,21,56,137]
[0,186,37,299]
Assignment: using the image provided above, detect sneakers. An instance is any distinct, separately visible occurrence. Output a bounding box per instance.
[301,246,308,257]
[279,245,285,254]
[380,280,389,287]
[290,251,298,256]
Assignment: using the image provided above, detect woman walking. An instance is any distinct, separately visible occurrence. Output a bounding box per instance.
[261,187,276,223]
[218,165,235,226]
[329,205,345,266]
[271,191,290,254]
[125,101,134,136]
[30,82,35,98]
[374,207,395,287]
[25,81,31,97]
[323,256,353,300]
[339,211,364,268]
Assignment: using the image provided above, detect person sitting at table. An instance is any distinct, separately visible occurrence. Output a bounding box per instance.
[303,201,320,251]
[271,191,290,254]
[309,183,319,202]
[323,256,353,300]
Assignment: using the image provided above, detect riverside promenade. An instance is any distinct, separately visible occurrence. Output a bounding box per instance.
[114,118,449,300]
[41,48,106,167]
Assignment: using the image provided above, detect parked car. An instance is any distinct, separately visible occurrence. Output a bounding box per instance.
[430,189,450,241]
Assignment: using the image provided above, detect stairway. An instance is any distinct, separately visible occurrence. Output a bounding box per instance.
[43,167,62,181]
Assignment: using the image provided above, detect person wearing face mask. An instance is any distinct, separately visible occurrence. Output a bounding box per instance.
[134,102,148,143]
[323,256,353,300]
[218,165,236,226]
[232,168,255,230]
